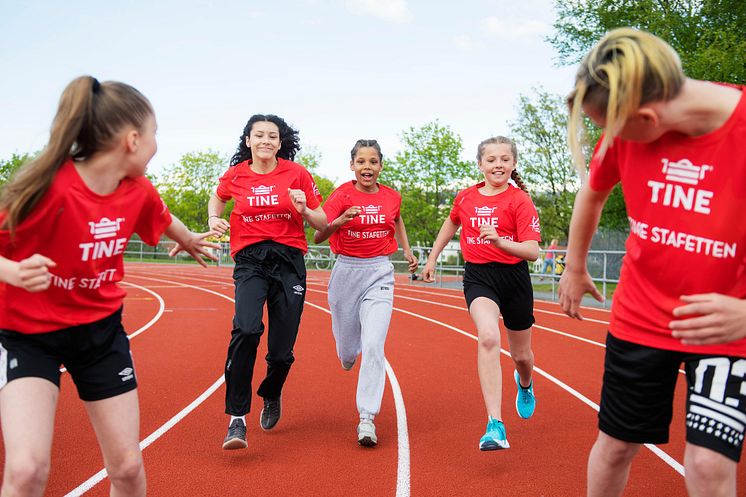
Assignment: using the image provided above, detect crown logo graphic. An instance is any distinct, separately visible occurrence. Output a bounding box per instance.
[475,206,496,216]
[661,159,713,186]
[88,217,125,240]
[362,205,381,214]
[251,185,275,195]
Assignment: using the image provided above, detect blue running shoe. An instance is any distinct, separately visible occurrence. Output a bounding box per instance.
[514,370,536,419]
[479,417,510,451]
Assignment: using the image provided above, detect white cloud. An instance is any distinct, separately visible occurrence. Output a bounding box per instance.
[481,16,549,39]
[452,34,484,51]
[345,0,413,23]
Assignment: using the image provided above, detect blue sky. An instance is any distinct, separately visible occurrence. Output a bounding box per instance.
[0,0,577,184]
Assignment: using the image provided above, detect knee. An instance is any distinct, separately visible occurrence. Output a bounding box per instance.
[685,446,732,488]
[4,455,51,496]
[598,437,639,467]
[511,349,534,368]
[107,452,145,490]
[477,328,501,351]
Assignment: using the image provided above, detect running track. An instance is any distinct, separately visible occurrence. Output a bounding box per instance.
[2,263,743,496]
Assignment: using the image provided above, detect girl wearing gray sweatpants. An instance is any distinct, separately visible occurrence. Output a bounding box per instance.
[314,139,418,446]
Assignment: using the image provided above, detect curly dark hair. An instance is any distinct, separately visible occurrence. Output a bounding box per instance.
[229,114,300,166]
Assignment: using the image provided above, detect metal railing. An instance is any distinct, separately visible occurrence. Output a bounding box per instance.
[124,240,623,308]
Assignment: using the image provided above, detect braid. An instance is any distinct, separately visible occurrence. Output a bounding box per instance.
[511,170,529,194]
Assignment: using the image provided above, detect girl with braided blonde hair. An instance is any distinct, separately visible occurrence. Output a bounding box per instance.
[559,27,746,497]
[422,136,541,451]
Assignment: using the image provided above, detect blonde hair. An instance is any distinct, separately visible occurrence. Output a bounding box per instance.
[476,136,529,194]
[567,28,684,178]
[0,76,153,235]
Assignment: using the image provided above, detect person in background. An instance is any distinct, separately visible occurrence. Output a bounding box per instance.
[541,238,559,276]
[560,27,746,497]
[207,114,327,450]
[0,75,217,497]
[422,136,541,451]
[314,139,417,447]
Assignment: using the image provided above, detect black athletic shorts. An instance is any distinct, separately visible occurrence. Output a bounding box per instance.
[462,260,535,331]
[600,332,746,462]
[0,307,137,401]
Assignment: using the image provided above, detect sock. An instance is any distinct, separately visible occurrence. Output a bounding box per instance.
[230,415,245,426]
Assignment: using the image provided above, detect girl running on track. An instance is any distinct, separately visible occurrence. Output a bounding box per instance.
[313,139,418,447]
[0,75,217,497]
[560,27,746,497]
[422,136,541,451]
[207,114,327,450]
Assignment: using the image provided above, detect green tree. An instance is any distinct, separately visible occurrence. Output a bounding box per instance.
[151,150,228,232]
[0,153,33,186]
[550,0,746,83]
[510,90,580,241]
[510,89,628,240]
[380,121,474,245]
[297,146,336,244]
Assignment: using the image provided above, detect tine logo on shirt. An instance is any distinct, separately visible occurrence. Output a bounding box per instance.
[247,185,279,207]
[359,205,385,224]
[647,158,715,214]
[470,206,498,228]
[80,217,128,261]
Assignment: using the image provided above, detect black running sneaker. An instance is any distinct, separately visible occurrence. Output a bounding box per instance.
[260,396,281,431]
[222,419,247,450]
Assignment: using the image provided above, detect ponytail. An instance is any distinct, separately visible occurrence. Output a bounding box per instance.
[567,28,684,178]
[0,76,153,235]
[511,170,529,194]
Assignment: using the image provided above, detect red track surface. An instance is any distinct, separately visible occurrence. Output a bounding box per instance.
[1,263,743,496]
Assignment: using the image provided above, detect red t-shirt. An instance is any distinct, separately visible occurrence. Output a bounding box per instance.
[323,181,401,257]
[0,159,172,333]
[449,183,541,264]
[216,158,322,257]
[589,84,746,357]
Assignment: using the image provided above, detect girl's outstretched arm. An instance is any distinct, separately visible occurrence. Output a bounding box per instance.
[558,182,610,319]
[421,218,459,283]
[165,215,220,267]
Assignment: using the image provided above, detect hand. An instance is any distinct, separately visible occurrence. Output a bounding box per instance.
[420,262,436,283]
[478,225,500,245]
[169,231,222,268]
[14,254,57,292]
[288,188,307,214]
[335,206,361,227]
[670,293,746,345]
[208,216,230,235]
[403,250,418,273]
[558,268,604,320]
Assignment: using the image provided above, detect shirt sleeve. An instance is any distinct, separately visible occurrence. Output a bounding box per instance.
[449,191,463,225]
[300,168,323,209]
[215,167,234,202]
[135,178,173,246]
[514,192,542,242]
[589,135,621,192]
[322,187,345,220]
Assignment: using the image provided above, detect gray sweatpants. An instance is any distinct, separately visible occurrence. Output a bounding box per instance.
[328,255,395,419]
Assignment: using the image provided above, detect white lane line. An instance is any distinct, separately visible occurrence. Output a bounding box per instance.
[60,282,165,374]
[387,305,685,477]
[68,273,411,497]
[304,301,411,497]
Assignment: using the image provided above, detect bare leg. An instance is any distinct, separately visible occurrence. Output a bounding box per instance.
[684,443,737,497]
[469,297,503,419]
[0,378,58,497]
[587,431,640,497]
[84,389,146,497]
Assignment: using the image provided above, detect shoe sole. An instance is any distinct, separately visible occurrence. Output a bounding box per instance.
[479,440,510,451]
[222,438,248,450]
[358,436,377,447]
